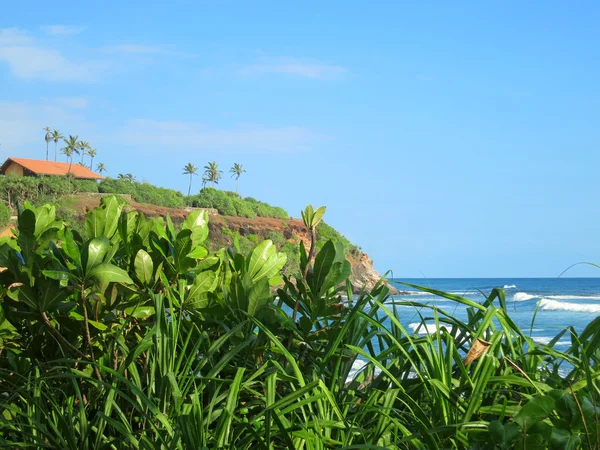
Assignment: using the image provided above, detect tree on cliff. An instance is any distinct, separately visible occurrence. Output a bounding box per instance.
[183,162,198,195]
[43,127,52,161]
[229,163,246,194]
[203,161,222,189]
[51,129,63,162]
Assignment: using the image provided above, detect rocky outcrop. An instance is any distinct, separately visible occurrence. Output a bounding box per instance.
[61,194,397,295]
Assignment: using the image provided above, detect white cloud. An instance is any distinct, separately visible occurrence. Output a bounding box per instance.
[116,119,319,152]
[0,100,91,159]
[41,25,86,36]
[41,96,89,109]
[240,58,348,80]
[0,27,107,82]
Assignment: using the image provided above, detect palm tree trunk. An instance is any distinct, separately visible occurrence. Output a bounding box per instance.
[236,178,239,194]
[188,174,192,196]
[46,141,49,161]
[90,157,94,170]
[54,142,58,161]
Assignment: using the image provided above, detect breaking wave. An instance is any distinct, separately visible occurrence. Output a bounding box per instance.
[513,292,538,302]
[503,284,517,289]
[408,322,451,335]
[539,299,600,313]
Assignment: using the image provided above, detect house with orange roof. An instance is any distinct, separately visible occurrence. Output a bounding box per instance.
[0,158,104,181]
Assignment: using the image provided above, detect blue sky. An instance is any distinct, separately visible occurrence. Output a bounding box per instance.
[1,1,600,277]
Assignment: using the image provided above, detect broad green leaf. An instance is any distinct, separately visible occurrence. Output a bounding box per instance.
[182,210,209,247]
[489,420,520,449]
[312,206,326,227]
[88,263,133,285]
[187,245,208,259]
[123,306,156,318]
[83,236,110,274]
[187,270,218,302]
[247,277,271,316]
[134,249,153,284]
[18,209,36,236]
[514,395,555,428]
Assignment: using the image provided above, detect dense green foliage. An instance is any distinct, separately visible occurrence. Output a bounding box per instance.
[1,197,599,449]
[0,174,98,208]
[99,178,185,208]
[187,188,288,219]
[0,203,10,229]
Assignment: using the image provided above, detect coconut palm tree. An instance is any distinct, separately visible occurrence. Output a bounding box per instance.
[118,173,136,182]
[78,141,91,165]
[203,161,222,189]
[51,130,63,161]
[229,163,246,194]
[43,127,52,161]
[61,135,79,174]
[87,149,97,169]
[96,162,106,175]
[182,162,198,196]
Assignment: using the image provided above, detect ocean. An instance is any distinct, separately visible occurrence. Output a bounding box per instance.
[388,278,600,346]
[347,278,600,379]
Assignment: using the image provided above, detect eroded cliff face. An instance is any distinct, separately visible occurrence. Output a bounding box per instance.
[62,195,395,294]
[207,214,397,294]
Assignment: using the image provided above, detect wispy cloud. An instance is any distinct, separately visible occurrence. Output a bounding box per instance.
[41,96,89,109]
[240,57,348,80]
[116,119,319,152]
[0,100,92,157]
[102,44,191,57]
[0,27,107,82]
[41,25,86,36]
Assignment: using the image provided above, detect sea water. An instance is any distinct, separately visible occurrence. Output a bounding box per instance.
[348,278,600,379]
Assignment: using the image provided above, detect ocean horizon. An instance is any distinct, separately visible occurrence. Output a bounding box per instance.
[386,277,600,340]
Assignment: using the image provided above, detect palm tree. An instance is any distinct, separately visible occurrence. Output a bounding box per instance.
[43,127,52,161]
[118,173,136,182]
[203,161,222,188]
[51,130,63,161]
[182,162,198,196]
[78,141,91,165]
[96,162,106,175]
[229,163,246,194]
[61,135,78,174]
[88,149,97,169]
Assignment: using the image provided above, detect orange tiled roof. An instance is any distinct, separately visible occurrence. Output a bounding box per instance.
[0,157,104,180]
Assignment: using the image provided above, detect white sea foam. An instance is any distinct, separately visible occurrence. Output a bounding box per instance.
[546,294,600,301]
[533,337,571,346]
[503,284,517,289]
[408,322,451,335]
[513,292,538,302]
[539,299,600,313]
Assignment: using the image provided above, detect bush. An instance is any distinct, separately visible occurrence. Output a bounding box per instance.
[0,202,11,228]
[99,178,184,208]
[185,188,286,219]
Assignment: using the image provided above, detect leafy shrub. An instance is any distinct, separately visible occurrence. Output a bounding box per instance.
[0,198,598,449]
[0,174,100,207]
[0,202,10,228]
[186,188,285,219]
[265,230,286,248]
[99,178,184,208]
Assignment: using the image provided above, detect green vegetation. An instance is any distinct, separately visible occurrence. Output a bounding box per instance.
[0,174,98,208]
[0,203,10,229]
[99,177,185,208]
[43,126,104,169]
[203,161,222,188]
[182,162,198,196]
[230,162,246,194]
[187,188,288,219]
[1,197,599,448]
